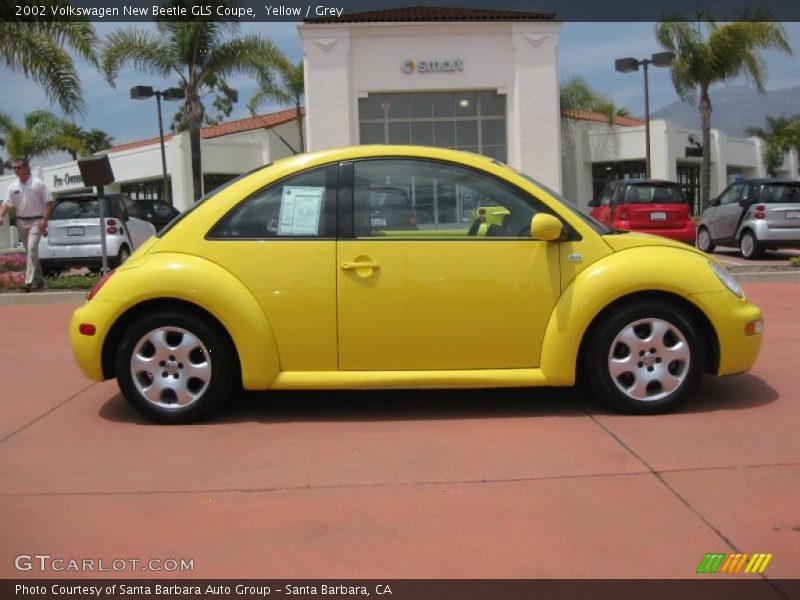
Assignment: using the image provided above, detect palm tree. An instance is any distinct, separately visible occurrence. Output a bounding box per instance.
[101,12,284,200]
[56,124,114,160]
[0,13,99,116]
[0,110,83,163]
[747,115,800,177]
[559,76,631,124]
[656,18,791,211]
[249,59,305,153]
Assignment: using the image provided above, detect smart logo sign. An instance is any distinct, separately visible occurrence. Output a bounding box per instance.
[696,552,773,574]
[402,58,464,73]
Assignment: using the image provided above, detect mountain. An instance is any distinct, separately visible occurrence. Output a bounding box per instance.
[650,85,800,138]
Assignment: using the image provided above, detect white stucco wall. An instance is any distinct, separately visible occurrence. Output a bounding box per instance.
[299,20,563,192]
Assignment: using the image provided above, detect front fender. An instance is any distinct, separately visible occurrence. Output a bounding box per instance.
[540,246,726,385]
[75,252,280,389]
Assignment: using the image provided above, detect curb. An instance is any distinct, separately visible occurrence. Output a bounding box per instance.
[734,271,800,284]
[0,291,87,306]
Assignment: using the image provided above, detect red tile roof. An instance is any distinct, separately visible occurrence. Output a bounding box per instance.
[110,107,304,153]
[563,108,645,127]
[306,5,555,23]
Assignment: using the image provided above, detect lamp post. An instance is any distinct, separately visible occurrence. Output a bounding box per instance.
[614,51,675,179]
[130,85,185,205]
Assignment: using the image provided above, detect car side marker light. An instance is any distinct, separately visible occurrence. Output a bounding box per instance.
[79,323,96,336]
[745,320,763,336]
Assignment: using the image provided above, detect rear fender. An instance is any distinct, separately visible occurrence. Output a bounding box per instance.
[96,253,280,389]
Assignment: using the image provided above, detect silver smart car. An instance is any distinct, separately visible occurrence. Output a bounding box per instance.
[696,179,800,259]
[39,194,156,275]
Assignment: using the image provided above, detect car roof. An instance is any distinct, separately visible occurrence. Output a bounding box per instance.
[55,193,119,201]
[738,178,798,184]
[611,179,680,185]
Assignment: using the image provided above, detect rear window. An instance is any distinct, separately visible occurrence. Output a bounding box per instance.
[758,183,800,203]
[621,184,685,204]
[50,198,112,220]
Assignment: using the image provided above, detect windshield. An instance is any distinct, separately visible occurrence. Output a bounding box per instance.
[621,183,685,204]
[505,165,613,235]
[51,197,113,220]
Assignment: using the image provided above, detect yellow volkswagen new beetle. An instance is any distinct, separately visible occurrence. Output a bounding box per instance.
[70,146,763,423]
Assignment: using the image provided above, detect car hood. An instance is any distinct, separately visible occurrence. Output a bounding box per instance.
[602,231,706,257]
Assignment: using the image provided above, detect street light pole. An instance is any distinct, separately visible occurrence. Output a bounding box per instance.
[643,59,651,179]
[615,51,675,179]
[154,91,169,204]
[130,85,185,205]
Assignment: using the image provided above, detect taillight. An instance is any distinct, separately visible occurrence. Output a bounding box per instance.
[755,205,765,212]
[754,204,766,219]
[87,269,115,301]
[107,226,118,234]
[106,218,118,235]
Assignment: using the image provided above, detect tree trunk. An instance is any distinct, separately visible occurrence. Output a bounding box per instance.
[699,85,712,213]
[296,102,305,153]
[188,93,203,201]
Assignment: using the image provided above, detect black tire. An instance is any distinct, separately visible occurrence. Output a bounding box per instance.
[115,310,237,423]
[42,264,61,278]
[115,245,131,267]
[696,227,715,253]
[585,301,704,414]
[740,230,763,260]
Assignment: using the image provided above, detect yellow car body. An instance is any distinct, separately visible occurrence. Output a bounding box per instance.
[70,145,763,422]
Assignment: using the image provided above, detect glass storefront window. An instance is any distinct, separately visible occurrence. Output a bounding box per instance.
[358,91,507,161]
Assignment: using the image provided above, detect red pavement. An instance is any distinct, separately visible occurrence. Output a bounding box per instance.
[1,284,799,583]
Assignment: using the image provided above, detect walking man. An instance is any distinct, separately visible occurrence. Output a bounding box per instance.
[0,159,54,292]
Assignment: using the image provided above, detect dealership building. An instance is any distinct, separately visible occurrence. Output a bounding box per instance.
[1,6,797,247]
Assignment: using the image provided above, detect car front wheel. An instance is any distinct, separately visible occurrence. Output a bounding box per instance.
[586,302,703,414]
[696,227,715,253]
[115,311,237,423]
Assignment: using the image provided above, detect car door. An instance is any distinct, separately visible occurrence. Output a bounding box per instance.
[708,183,744,241]
[336,158,561,371]
[120,195,156,248]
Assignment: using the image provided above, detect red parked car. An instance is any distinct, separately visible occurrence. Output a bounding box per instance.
[589,179,696,243]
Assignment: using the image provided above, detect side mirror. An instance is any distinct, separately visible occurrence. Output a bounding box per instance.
[587,199,600,208]
[530,213,563,242]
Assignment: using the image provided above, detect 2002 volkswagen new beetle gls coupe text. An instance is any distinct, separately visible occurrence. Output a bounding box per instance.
[70,146,764,423]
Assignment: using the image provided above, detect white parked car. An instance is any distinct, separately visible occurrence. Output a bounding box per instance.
[40,194,156,275]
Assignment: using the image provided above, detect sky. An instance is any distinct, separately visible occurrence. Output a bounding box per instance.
[1,20,799,165]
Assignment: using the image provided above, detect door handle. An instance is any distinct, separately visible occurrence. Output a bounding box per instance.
[340,261,380,271]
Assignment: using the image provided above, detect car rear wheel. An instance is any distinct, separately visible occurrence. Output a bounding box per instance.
[696,227,715,253]
[586,302,703,414]
[740,230,763,259]
[115,311,237,423]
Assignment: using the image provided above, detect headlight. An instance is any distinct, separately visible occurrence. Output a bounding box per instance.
[710,261,743,299]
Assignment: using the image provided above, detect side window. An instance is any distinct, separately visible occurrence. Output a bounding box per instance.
[210,165,337,239]
[718,184,743,206]
[353,159,541,239]
[122,196,146,219]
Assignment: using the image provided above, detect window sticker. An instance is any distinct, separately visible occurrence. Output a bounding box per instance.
[278,186,324,236]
